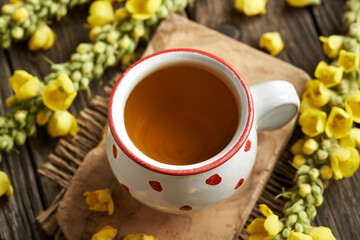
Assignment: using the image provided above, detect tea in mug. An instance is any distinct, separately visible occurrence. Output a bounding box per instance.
[124,65,239,165]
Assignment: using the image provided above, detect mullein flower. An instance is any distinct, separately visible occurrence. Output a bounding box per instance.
[319,35,344,59]
[314,61,343,87]
[308,226,336,240]
[83,188,114,215]
[330,146,360,180]
[338,49,359,73]
[42,73,77,111]
[126,0,162,20]
[299,109,327,137]
[123,233,159,240]
[47,111,78,137]
[246,204,282,239]
[8,70,40,100]
[0,171,13,197]
[234,0,268,16]
[91,226,117,240]
[325,106,353,139]
[305,80,331,107]
[299,95,321,113]
[28,24,56,51]
[345,90,360,123]
[286,0,321,7]
[340,128,360,148]
[259,32,284,56]
[86,0,115,28]
[287,230,312,240]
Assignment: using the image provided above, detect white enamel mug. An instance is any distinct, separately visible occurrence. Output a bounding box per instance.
[106,49,300,214]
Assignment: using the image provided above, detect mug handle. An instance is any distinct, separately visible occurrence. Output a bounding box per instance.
[249,80,300,131]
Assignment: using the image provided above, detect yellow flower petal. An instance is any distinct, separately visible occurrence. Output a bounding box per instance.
[299,109,327,137]
[259,204,274,217]
[287,230,312,240]
[8,70,40,100]
[28,24,56,51]
[314,61,343,87]
[345,90,360,123]
[259,32,284,56]
[235,0,268,16]
[246,218,267,234]
[319,35,344,59]
[0,171,13,197]
[306,80,331,107]
[123,233,158,240]
[43,73,77,111]
[325,106,353,139]
[286,0,321,7]
[126,0,161,20]
[263,214,281,236]
[83,189,114,215]
[47,111,78,137]
[338,49,359,73]
[290,139,305,155]
[308,226,336,240]
[91,226,117,240]
[340,128,360,148]
[86,0,115,28]
[330,146,360,180]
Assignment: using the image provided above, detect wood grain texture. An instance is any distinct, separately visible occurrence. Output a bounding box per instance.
[56,15,309,240]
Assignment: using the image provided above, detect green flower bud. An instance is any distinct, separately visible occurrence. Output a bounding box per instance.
[15,130,27,145]
[298,184,311,197]
[298,165,311,175]
[107,31,120,43]
[71,53,82,62]
[82,61,94,75]
[145,14,158,26]
[156,5,169,19]
[298,210,310,224]
[321,139,332,150]
[6,119,16,128]
[0,17,7,28]
[26,124,36,137]
[96,53,106,65]
[93,41,107,54]
[272,234,284,240]
[58,5,67,18]
[0,135,14,152]
[11,26,24,40]
[309,168,320,180]
[282,227,292,238]
[76,43,93,54]
[119,35,132,49]
[0,117,6,128]
[80,77,90,89]
[119,21,134,32]
[314,194,324,207]
[294,222,304,233]
[291,192,301,202]
[71,70,82,82]
[305,194,315,206]
[311,184,322,196]
[132,22,145,38]
[286,214,297,227]
[297,175,309,186]
[316,149,328,161]
[29,105,38,114]
[93,64,104,78]
[306,205,317,220]
[72,82,79,91]
[106,54,117,67]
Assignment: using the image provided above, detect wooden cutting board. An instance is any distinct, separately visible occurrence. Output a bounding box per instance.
[56,14,309,240]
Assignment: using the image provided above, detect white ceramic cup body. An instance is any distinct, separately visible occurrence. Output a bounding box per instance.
[107,48,299,214]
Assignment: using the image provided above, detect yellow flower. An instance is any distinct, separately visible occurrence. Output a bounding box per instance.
[246,204,281,240]
[47,111,78,137]
[83,188,114,215]
[234,0,268,17]
[302,138,319,155]
[338,49,359,73]
[300,94,321,113]
[123,233,158,240]
[9,70,40,100]
[345,90,360,123]
[299,109,327,137]
[308,226,336,240]
[125,0,162,20]
[0,171,13,197]
[287,230,312,240]
[86,0,115,28]
[12,6,28,22]
[286,0,321,7]
[314,61,343,87]
[340,128,360,148]
[319,35,344,59]
[305,80,331,107]
[325,106,353,139]
[330,146,360,180]
[28,24,56,51]
[91,226,117,240]
[320,165,333,180]
[43,73,77,111]
[259,32,284,56]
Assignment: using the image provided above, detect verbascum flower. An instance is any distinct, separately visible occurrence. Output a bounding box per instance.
[330,146,360,180]
[299,109,327,137]
[83,188,114,215]
[234,0,268,17]
[126,0,162,20]
[246,204,281,239]
[43,73,77,111]
[91,226,117,240]
[287,230,312,240]
[338,49,359,73]
[123,233,159,240]
[28,24,56,51]
[86,0,115,28]
[0,171,13,197]
[345,90,360,123]
[300,94,321,113]
[9,70,40,100]
[314,61,343,87]
[259,32,284,56]
[319,35,344,59]
[306,80,331,107]
[340,128,360,148]
[47,111,78,137]
[325,106,353,139]
[308,226,336,240]
[286,0,321,7]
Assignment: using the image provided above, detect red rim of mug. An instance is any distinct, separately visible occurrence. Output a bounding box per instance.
[108,48,254,176]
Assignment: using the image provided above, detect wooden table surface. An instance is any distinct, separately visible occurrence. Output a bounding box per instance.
[0,0,359,239]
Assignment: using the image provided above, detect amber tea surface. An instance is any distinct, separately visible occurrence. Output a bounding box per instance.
[124,65,239,165]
